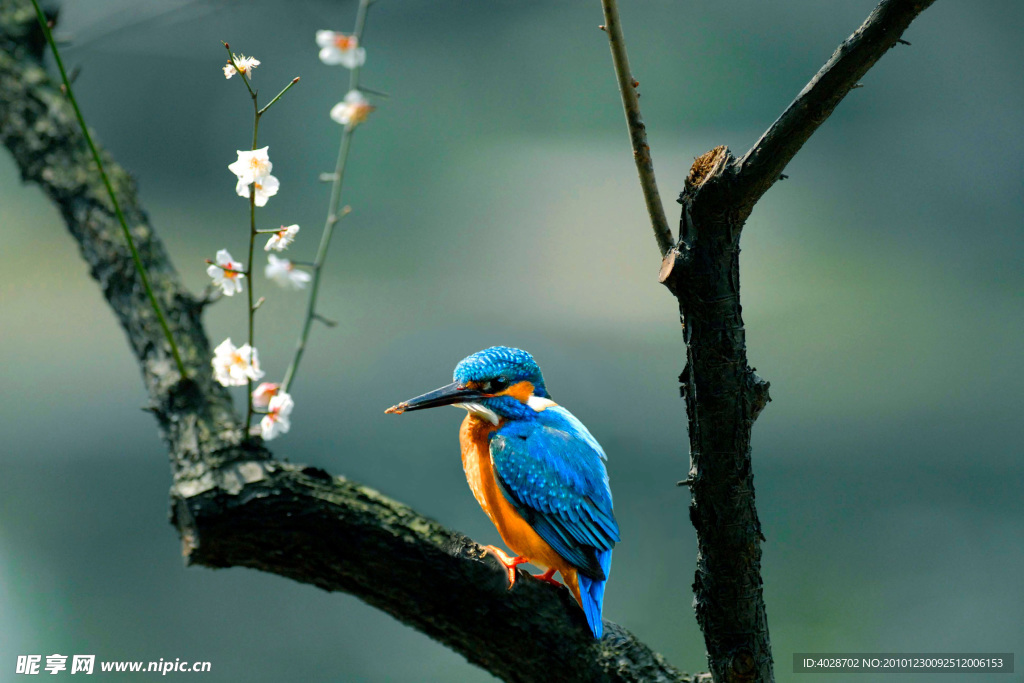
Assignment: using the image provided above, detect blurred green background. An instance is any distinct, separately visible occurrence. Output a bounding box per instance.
[1,0,1021,680]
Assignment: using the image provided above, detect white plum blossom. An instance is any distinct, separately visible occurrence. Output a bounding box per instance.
[228,147,272,187]
[266,255,312,290]
[212,338,265,387]
[316,31,366,68]
[330,90,374,128]
[236,174,280,207]
[206,249,245,296]
[252,382,280,409]
[260,392,294,440]
[264,224,299,252]
[224,54,260,79]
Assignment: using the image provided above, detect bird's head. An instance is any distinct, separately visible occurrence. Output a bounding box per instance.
[385,346,552,424]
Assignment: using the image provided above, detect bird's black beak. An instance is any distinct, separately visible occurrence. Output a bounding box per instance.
[385,381,487,415]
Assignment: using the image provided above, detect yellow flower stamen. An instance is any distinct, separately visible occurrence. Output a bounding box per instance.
[354,104,374,125]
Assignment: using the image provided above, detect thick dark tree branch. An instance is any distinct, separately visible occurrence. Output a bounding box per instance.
[0,3,705,682]
[601,0,937,682]
[733,0,938,211]
[659,146,774,683]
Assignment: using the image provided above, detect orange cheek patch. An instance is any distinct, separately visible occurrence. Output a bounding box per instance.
[496,381,535,403]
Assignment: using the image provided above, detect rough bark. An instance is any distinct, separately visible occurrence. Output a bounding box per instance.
[660,147,773,683]
[0,2,707,681]
[653,1,936,681]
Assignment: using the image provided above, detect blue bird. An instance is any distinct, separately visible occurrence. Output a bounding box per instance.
[386,346,619,638]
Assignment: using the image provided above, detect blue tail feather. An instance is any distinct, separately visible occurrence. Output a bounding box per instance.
[577,549,612,638]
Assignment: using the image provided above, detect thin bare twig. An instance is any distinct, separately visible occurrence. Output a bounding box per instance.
[734,0,938,208]
[599,0,674,257]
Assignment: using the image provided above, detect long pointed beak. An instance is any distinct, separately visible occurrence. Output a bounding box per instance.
[385,381,487,415]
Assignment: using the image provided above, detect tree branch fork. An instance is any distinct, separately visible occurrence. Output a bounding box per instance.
[614,1,935,681]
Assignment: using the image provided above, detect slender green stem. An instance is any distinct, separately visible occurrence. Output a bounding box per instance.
[225,42,262,434]
[244,88,260,433]
[281,0,374,394]
[349,0,371,85]
[259,77,301,116]
[282,130,352,393]
[30,0,187,377]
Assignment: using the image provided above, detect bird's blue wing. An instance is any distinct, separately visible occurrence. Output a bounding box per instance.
[489,407,619,580]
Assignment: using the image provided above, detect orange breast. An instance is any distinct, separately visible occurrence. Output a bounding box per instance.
[459,414,581,603]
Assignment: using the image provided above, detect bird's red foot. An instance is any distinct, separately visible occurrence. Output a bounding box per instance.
[483,545,528,589]
[532,568,562,587]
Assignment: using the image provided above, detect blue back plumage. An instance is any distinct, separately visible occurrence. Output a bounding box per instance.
[490,406,619,639]
[450,346,618,638]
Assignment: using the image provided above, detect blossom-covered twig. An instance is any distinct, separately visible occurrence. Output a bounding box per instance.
[281,0,376,394]
[29,0,187,377]
[225,46,263,432]
[222,46,298,435]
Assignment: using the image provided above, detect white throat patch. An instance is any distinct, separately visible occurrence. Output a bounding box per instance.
[527,395,557,412]
[453,402,500,425]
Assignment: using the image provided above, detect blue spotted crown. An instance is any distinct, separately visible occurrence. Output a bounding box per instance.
[453,346,550,398]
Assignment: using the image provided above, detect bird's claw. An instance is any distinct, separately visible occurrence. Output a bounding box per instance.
[482,545,527,589]
[532,568,562,587]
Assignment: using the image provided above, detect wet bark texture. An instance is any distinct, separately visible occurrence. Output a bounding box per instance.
[653,1,936,681]
[0,2,707,681]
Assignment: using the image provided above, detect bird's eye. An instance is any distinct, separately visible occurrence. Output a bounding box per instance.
[481,377,508,394]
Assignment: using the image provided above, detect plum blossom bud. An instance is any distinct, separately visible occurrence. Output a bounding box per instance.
[212,338,264,387]
[236,174,279,207]
[228,147,272,186]
[266,255,312,290]
[330,90,374,128]
[224,54,260,79]
[260,392,294,440]
[207,249,245,296]
[316,31,366,68]
[265,224,299,252]
[252,382,280,409]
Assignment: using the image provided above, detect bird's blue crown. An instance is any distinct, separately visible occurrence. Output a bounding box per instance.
[453,346,550,399]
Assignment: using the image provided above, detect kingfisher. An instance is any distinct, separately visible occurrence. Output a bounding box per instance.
[385,346,619,638]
